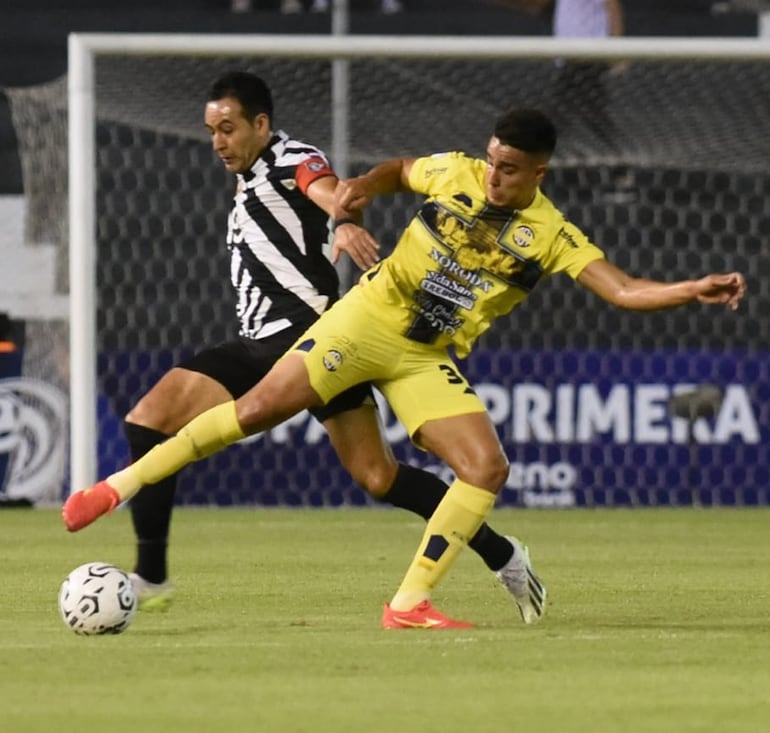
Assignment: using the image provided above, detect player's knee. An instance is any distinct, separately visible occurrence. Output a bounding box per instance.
[347,460,398,499]
[125,400,170,434]
[487,455,510,491]
[454,452,509,492]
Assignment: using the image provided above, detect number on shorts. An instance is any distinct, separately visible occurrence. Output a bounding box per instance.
[438,364,475,395]
[438,364,464,384]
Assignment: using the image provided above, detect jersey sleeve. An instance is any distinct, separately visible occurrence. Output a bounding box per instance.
[407,152,464,196]
[295,155,336,194]
[547,218,606,279]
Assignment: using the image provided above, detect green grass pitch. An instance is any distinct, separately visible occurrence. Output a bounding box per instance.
[1,506,768,733]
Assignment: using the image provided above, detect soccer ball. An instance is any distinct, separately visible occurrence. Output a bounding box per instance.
[58,562,137,635]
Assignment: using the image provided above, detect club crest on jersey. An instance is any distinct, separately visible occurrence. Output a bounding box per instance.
[513,225,535,248]
[281,179,297,191]
[323,349,344,372]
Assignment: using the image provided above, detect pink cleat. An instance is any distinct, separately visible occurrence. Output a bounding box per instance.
[382,600,473,630]
[62,481,120,532]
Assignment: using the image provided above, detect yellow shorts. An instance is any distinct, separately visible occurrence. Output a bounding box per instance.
[289,286,486,439]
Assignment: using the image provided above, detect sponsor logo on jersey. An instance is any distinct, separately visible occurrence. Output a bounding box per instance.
[429,248,493,292]
[422,273,475,309]
[558,226,579,248]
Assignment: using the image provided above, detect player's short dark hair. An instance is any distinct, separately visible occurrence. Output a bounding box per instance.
[208,71,274,123]
[493,109,557,157]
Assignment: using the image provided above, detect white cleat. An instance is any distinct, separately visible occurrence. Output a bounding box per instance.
[128,573,174,612]
[495,536,547,624]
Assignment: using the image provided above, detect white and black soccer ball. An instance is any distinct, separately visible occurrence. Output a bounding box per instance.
[58,562,137,635]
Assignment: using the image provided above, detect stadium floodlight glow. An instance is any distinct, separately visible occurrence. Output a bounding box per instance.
[67,32,770,495]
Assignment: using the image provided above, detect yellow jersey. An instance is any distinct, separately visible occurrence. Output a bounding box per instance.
[358,151,606,358]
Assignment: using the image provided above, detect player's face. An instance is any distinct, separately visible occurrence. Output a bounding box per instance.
[484,137,547,210]
[204,97,271,174]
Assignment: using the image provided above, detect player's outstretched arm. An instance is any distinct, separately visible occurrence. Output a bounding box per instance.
[577,259,746,312]
[334,158,415,213]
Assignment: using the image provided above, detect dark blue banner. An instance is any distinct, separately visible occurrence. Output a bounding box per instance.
[97,348,769,507]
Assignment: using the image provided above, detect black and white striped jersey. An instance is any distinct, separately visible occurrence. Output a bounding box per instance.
[227,130,340,340]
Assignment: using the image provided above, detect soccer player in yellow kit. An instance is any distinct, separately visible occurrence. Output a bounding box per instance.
[64,108,745,629]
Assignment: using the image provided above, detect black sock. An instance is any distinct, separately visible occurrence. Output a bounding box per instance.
[380,464,514,571]
[124,421,176,584]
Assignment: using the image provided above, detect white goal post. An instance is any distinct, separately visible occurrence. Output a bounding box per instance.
[67,32,770,496]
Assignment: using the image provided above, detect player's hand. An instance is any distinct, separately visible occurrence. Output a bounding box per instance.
[331,223,381,270]
[335,176,373,212]
[695,272,746,311]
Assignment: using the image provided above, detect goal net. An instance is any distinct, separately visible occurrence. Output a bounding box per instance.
[6,34,769,507]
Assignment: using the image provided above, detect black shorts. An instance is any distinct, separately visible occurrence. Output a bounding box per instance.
[179,332,374,424]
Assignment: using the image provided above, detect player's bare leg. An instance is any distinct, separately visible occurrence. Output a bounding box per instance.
[422,411,546,623]
[63,354,321,531]
[382,411,546,629]
[325,404,520,582]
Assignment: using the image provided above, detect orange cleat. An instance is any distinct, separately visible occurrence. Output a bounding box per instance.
[62,480,121,532]
[382,600,473,630]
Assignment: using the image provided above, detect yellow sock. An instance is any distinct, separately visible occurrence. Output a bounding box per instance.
[389,479,496,612]
[108,401,245,499]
